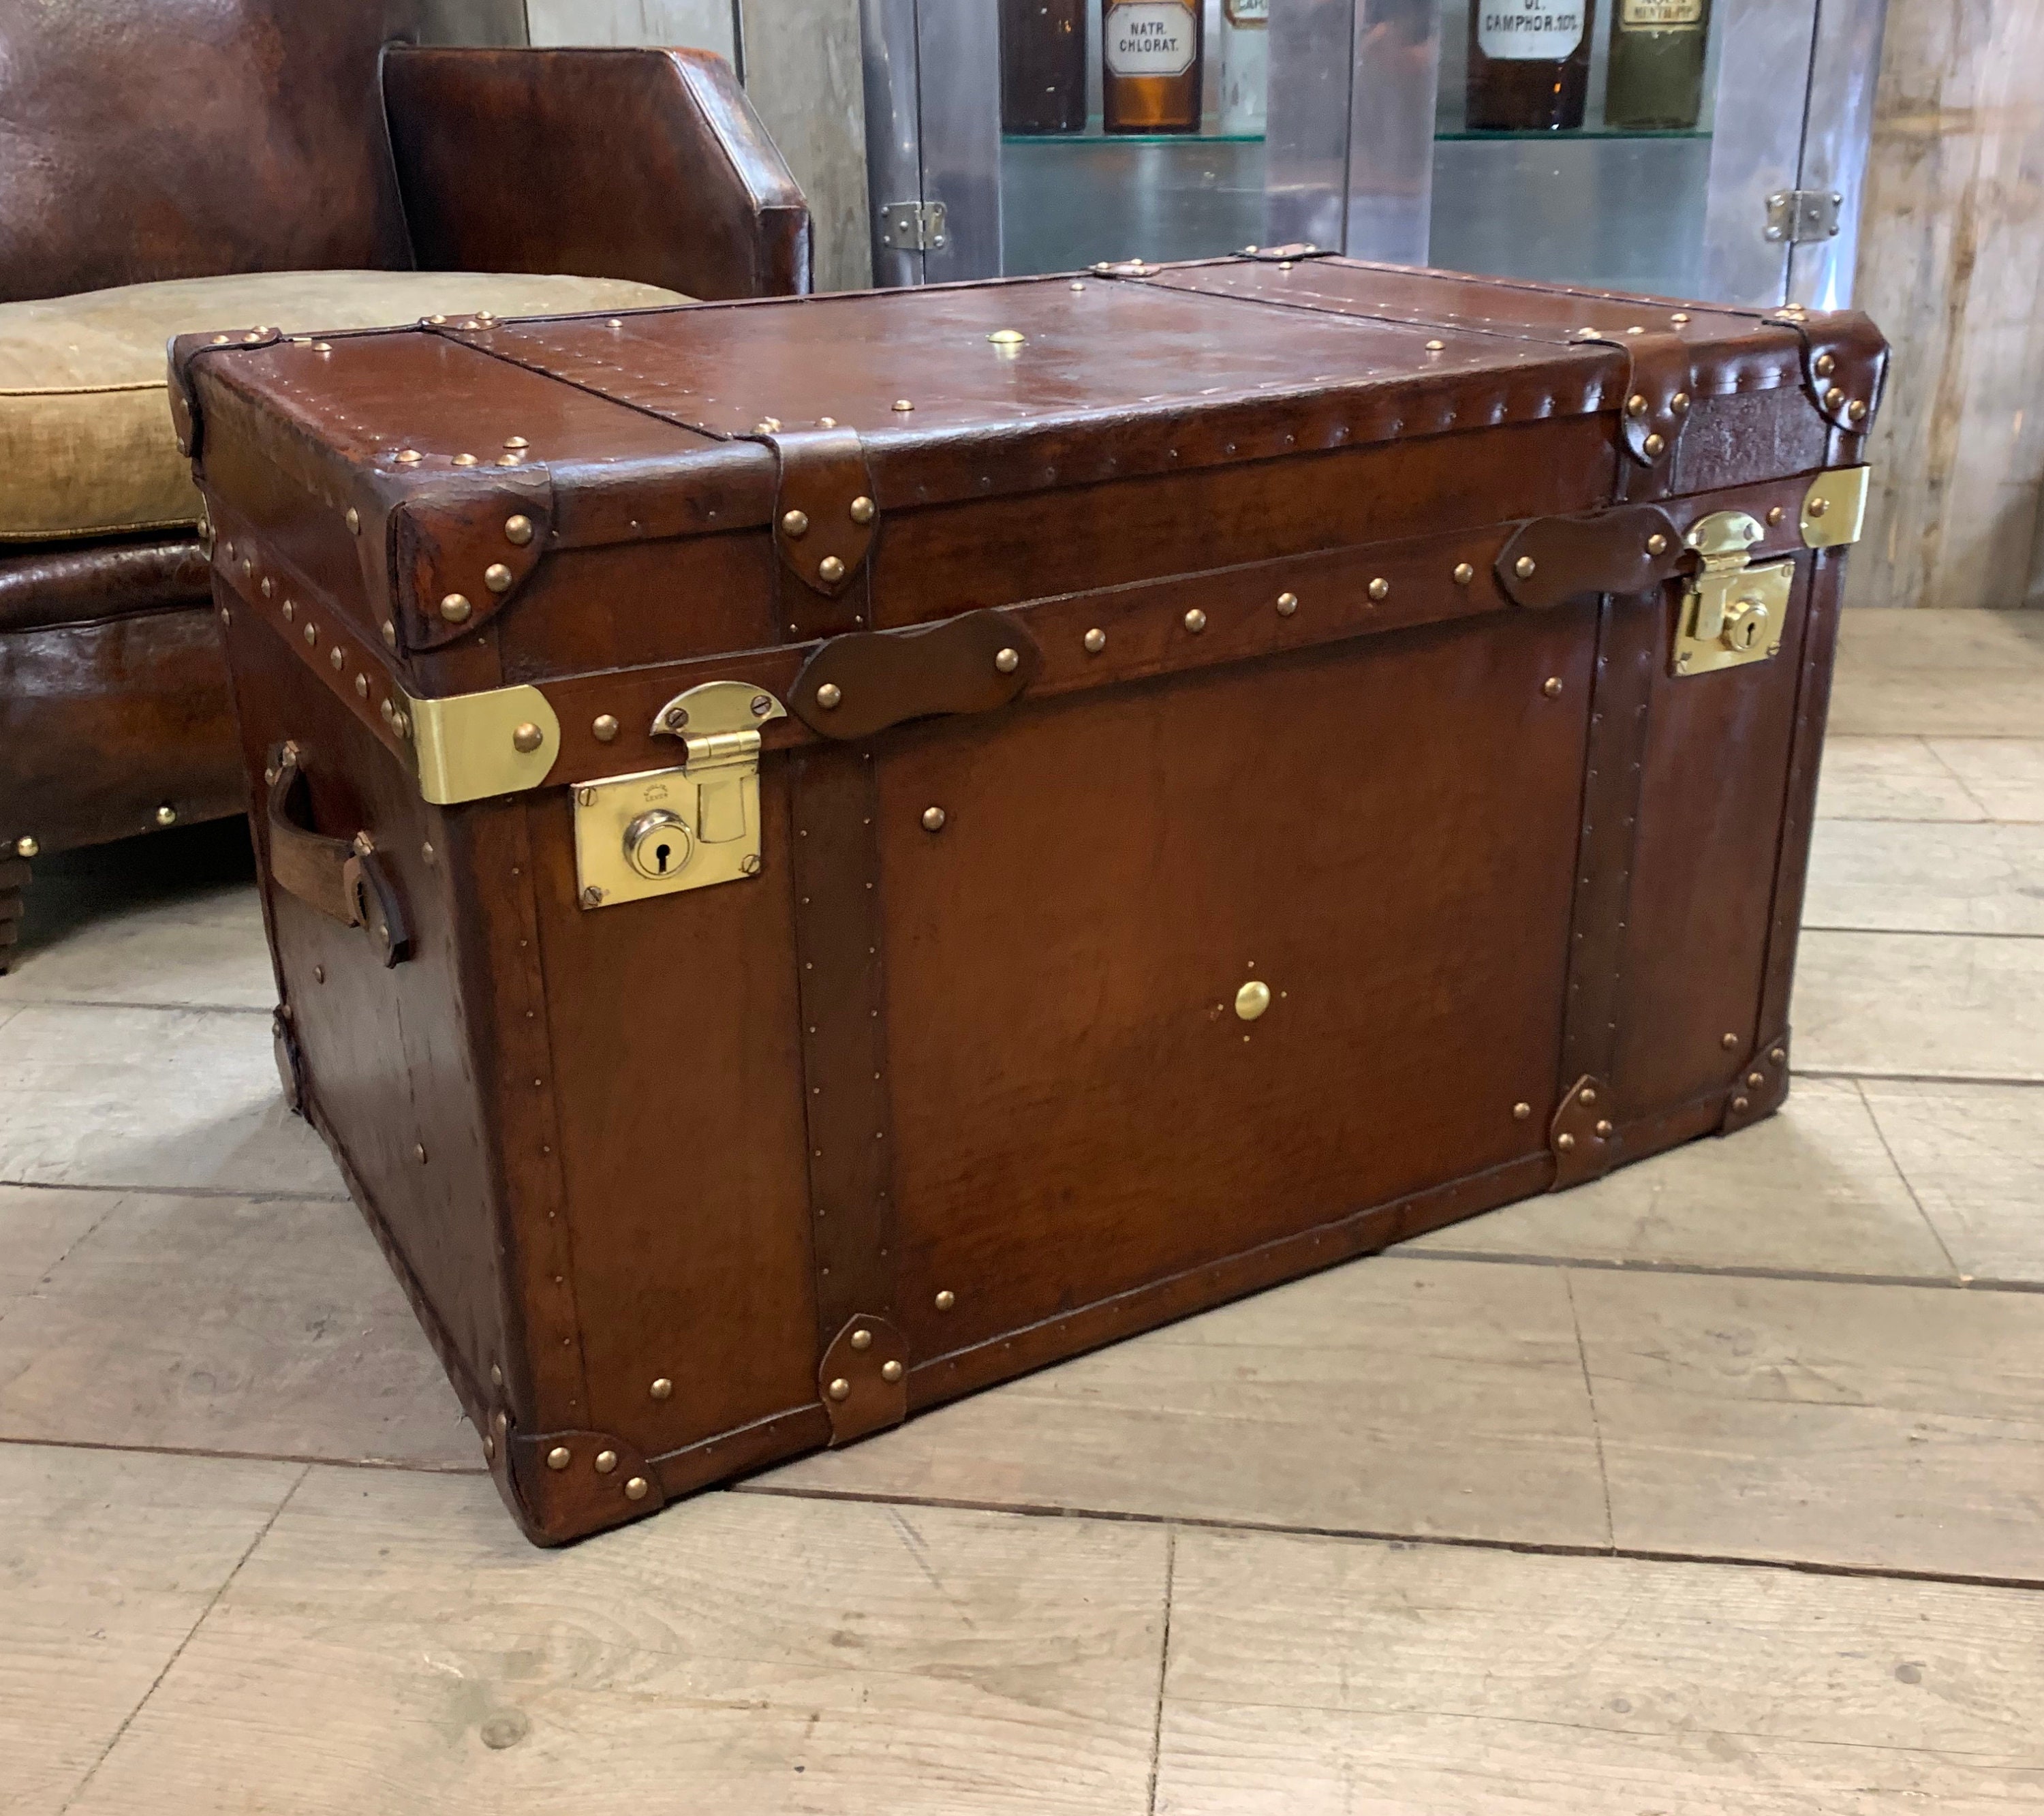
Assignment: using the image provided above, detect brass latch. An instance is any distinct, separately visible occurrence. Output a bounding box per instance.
[1670,511,1793,679]
[571,682,785,909]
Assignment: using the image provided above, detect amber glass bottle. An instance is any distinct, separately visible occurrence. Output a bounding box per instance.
[1001,0,1088,135]
[1605,0,1711,129]
[1102,0,1203,135]
[1466,0,1596,132]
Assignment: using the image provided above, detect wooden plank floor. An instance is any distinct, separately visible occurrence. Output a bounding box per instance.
[3,610,2041,1814]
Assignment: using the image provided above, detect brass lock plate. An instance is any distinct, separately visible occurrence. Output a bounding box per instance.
[572,683,784,908]
[1670,511,1793,679]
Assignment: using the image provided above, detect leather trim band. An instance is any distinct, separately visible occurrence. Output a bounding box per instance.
[769,427,877,610]
[790,609,1038,738]
[1496,505,1684,608]
[1579,328,1695,476]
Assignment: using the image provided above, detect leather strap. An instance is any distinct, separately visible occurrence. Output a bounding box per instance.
[1580,328,1695,478]
[769,427,877,616]
[1496,505,1684,609]
[264,745,411,967]
[788,742,899,1353]
[791,608,1038,738]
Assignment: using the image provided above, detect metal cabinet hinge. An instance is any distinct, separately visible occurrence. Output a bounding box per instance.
[1765,189,1842,245]
[572,682,785,909]
[878,200,948,252]
[1670,512,1793,679]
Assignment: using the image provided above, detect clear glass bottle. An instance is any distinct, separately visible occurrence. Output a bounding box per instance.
[1001,0,1089,136]
[1218,0,1269,136]
[1102,0,1203,135]
[1466,0,1596,132]
[1605,0,1711,130]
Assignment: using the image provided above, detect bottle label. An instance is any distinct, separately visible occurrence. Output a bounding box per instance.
[1621,0,1704,21]
[1224,0,1269,25]
[1106,1,1197,77]
[1477,4,1588,59]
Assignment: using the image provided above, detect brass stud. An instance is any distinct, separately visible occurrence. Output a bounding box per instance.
[380,698,395,724]
[1367,577,1390,602]
[850,1328,873,1351]
[880,1359,904,1383]
[504,436,529,451]
[1543,677,1564,698]
[1453,563,1475,585]
[818,417,837,429]
[211,334,229,345]
[1848,400,1867,422]
[755,418,783,434]
[488,1362,503,1388]
[14,835,38,859]
[345,507,360,535]
[511,722,544,754]
[422,842,435,865]
[1808,496,1831,519]
[1626,324,1645,336]
[818,555,846,584]
[1646,533,1669,556]
[155,804,178,827]
[1626,393,1649,417]
[482,1434,495,1461]
[484,562,514,594]
[935,1289,956,1311]
[381,619,397,649]
[355,674,369,698]
[826,1377,851,1402]
[1425,339,1445,352]
[1515,555,1536,579]
[816,682,843,710]
[1084,627,1107,653]
[1671,392,1690,414]
[892,399,914,412]
[1825,386,1846,410]
[452,452,478,467]
[440,592,473,624]
[593,714,619,743]
[1276,591,1298,616]
[303,623,318,646]
[415,1143,428,1163]
[1596,1118,1614,1137]
[1748,1071,1765,1088]
[1183,607,1207,634]
[1722,1032,1740,1050]
[921,806,947,832]
[650,1376,673,1400]
[1814,352,1836,377]
[781,508,810,538]
[1733,1094,1751,1113]
[504,514,535,547]
[1235,979,1272,1021]
[1767,505,1786,526]
[994,646,1020,674]
[390,708,410,739]
[260,577,274,599]
[495,453,522,466]
[493,1409,508,1434]
[595,1449,619,1474]
[396,448,422,465]
[1671,311,1690,324]
[546,1446,571,1471]
[850,495,876,524]
[1769,1047,1786,1065]
[1557,1132,1577,1151]
[1513,1102,1532,1120]
[1643,432,1666,457]
[624,1476,649,1500]
[281,600,294,622]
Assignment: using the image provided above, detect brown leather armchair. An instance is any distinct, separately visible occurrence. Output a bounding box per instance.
[0,0,810,968]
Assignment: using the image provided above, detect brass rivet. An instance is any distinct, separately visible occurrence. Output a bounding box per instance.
[1425,339,1445,352]
[850,1328,873,1351]
[482,1434,495,1460]
[921,805,946,832]
[850,495,876,524]
[415,1142,428,1163]
[493,1409,509,1434]
[1809,497,1831,518]
[994,646,1020,674]
[211,333,229,345]
[1769,1047,1786,1065]
[595,1449,619,1474]
[489,1362,503,1387]
[781,508,810,538]
[1276,591,1299,616]
[1722,1032,1740,1050]
[504,435,529,450]
[392,709,409,738]
[1626,324,1644,336]
[1814,352,1836,377]
[881,1359,904,1383]
[818,417,837,429]
[260,577,274,599]
[1626,393,1648,417]
[355,674,369,698]
[987,328,1026,345]
[935,1289,956,1311]
[1646,533,1669,556]
[14,835,38,859]
[1235,979,1272,1021]
[1183,608,1207,634]
[1580,1086,1596,1105]
[1825,386,1846,410]
[1748,1071,1765,1088]
[1643,432,1666,457]
[396,448,422,465]
[512,722,544,754]
[1453,563,1475,585]
[1733,1094,1751,1113]
[1848,400,1867,422]
[1671,393,1690,413]
[1515,555,1536,579]
[1596,1118,1614,1137]
[1543,677,1564,698]
[1084,627,1107,653]
[440,592,473,624]
[593,714,619,743]
[755,418,783,434]
[314,963,326,986]
[381,619,397,649]
[1557,1133,1577,1152]
[818,555,846,584]
[343,506,360,536]
[504,514,535,546]
[892,398,914,412]
[1368,577,1390,602]
[303,622,318,646]
[422,842,435,866]
[381,698,395,724]
[1513,1102,1532,1120]
[484,562,514,594]
[281,600,294,621]
[546,1446,571,1471]
[651,1376,673,1400]
[495,453,522,466]
[452,452,478,467]
[1767,506,1786,526]
[624,1475,650,1500]
[827,1377,851,1402]
[816,682,843,710]
[1671,311,1690,324]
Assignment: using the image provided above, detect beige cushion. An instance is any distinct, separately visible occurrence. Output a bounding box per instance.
[0,269,690,543]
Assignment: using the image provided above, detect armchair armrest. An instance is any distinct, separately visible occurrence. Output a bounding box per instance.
[383,46,811,302]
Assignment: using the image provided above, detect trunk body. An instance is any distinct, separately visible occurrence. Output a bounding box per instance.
[178,254,1886,1545]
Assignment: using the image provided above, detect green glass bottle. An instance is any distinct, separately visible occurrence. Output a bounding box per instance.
[1605,0,1712,131]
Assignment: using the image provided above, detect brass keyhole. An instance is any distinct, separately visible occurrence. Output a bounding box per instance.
[1721,598,1770,653]
[624,808,693,882]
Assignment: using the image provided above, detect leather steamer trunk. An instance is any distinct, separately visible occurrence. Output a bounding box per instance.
[174,256,1886,1545]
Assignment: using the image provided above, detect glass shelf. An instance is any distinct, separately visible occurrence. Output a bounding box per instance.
[1003,130,1267,147]
[1434,127,1712,144]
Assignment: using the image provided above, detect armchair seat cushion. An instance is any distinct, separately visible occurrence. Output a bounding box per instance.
[0,269,690,544]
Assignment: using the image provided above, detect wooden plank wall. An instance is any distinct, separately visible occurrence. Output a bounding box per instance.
[1852,0,2044,610]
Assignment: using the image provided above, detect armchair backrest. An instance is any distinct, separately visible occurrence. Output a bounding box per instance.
[0,0,443,303]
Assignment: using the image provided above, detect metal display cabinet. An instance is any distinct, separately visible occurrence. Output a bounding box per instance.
[861,0,1885,309]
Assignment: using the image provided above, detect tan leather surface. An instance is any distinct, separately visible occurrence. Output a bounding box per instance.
[0,536,210,636]
[0,269,688,542]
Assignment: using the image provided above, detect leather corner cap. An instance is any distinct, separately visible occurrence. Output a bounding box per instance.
[388,466,555,651]
[790,609,1039,738]
[1793,311,1887,433]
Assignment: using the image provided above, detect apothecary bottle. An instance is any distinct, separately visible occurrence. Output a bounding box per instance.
[1466,0,1596,132]
[1219,0,1269,136]
[1102,0,1203,135]
[1001,0,1088,135]
[1605,0,1711,129]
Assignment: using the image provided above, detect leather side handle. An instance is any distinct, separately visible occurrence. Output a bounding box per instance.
[265,745,412,967]
[1496,504,1686,608]
[789,609,1040,739]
